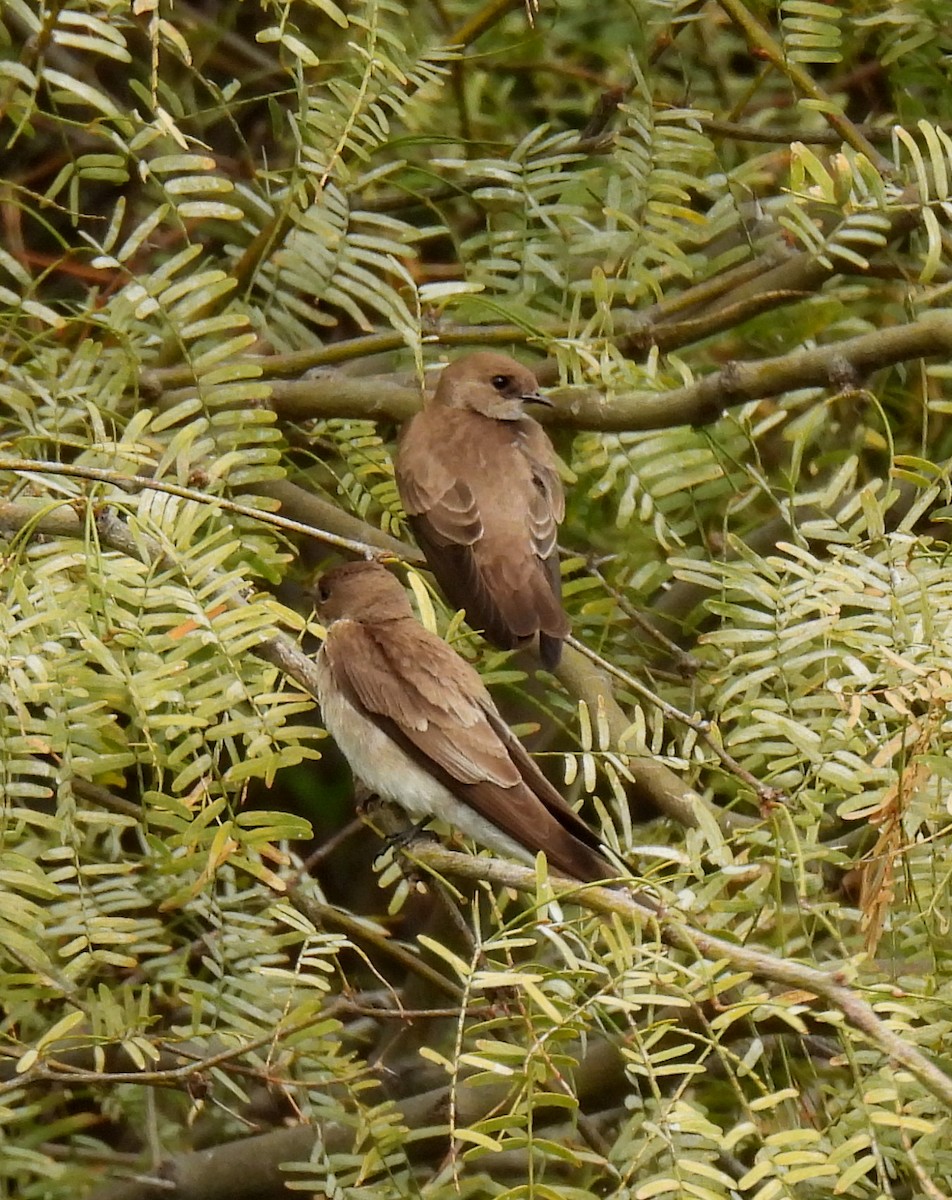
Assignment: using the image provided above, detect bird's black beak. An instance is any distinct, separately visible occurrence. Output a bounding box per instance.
[522,391,553,407]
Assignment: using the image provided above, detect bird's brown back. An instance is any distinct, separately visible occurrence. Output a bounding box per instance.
[396,404,569,666]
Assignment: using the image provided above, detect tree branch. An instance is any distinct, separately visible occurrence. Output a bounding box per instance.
[699,117,898,145]
[227,310,952,433]
[252,477,421,562]
[140,176,927,401]
[555,644,748,832]
[0,464,386,558]
[84,1034,630,1200]
[402,842,952,1111]
[566,635,781,810]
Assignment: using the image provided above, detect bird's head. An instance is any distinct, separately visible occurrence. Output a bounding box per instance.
[431,352,551,421]
[313,560,412,624]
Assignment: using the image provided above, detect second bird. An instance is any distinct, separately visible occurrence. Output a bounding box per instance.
[395,352,570,669]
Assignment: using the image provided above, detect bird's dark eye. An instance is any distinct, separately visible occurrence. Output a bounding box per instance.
[491,374,510,391]
[315,580,330,603]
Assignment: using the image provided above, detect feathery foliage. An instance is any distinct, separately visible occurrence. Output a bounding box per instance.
[3,0,952,1195]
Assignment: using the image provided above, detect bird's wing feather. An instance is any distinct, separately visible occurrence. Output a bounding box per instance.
[521,420,565,561]
[479,703,606,852]
[396,413,482,545]
[324,619,519,787]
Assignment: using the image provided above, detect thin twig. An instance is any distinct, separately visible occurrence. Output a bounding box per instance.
[286,885,463,1001]
[582,557,699,673]
[717,0,892,173]
[0,459,390,558]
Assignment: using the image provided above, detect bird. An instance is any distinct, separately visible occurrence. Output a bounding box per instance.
[312,559,614,883]
[394,351,570,670]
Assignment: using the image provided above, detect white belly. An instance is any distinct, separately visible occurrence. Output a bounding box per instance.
[315,647,532,865]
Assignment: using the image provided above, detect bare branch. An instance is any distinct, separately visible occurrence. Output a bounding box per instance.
[225,311,952,433]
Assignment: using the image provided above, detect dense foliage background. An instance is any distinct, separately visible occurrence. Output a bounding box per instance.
[4,0,952,1195]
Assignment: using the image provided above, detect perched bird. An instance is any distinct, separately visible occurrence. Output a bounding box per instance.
[395,351,570,669]
[312,560,613,883]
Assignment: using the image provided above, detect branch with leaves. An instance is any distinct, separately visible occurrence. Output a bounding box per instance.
[0,484,734,832]
[6,0,952,1194]
[171,308,952,434]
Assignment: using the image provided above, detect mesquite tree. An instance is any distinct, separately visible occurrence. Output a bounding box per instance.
[2,0,952,1196]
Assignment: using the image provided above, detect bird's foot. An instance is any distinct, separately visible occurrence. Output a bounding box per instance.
[370,819,439,887]
[353,781,384,817]
[384,819,438,854]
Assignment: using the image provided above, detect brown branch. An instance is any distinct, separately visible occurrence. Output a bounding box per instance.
[140,193,923,400]
[84,1034,629,1200]
[700,117,897,145]
[253,477,421,562]
[139,270,790,394]
[615,289,812,361]
[139,135,928,405]
[138,260,795,394]
[71,779,144,821]
[86,1124,346,1200]
[140,324,548,391]
[554,644,751,832]
[228,310,952,433]
[447,0,525,47]
[0,501,167,568]
[717,0,892,173]
[285,884,463,1002]
[566,636,782,810]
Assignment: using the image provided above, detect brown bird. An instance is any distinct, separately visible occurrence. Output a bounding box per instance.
[312,560,614,883]
[395,351,570,669]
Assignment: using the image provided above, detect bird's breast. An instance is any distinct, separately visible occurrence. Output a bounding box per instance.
[315,646,461,823]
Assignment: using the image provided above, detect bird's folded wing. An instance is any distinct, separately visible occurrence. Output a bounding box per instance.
[396,423,482,546]
[522,423,565,561]
[478,476,567,644]
[480,704,606,850]
[409,523,511,643]
[323,620,520,788]
[527,487,559,563]
[399,449,530,646]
